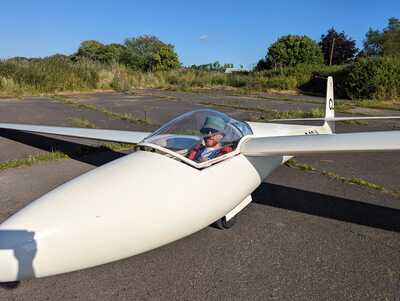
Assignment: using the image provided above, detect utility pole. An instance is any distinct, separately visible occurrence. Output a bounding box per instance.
[329,37,336,66]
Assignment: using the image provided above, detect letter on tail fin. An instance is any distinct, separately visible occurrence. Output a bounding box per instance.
[324,76,335,133]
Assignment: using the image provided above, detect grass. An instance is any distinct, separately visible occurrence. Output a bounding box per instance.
[286,159,400,199]
[0,142,135,172]
[354,99,400,112]
[271,108,324,119]
[66,117,97,128]
[0,56,99,95]
[102,142,135,152]
[285,159,317,172]
[52,96,153,125]
[322,170,385,191]
[0,151,68,171]
[330,99,400,114]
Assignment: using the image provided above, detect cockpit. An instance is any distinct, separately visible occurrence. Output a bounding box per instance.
[139,110,253,168]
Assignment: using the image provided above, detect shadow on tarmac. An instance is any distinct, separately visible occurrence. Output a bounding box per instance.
[0,129,126,166]
[0,281,20,289]
[0,230,36,290]
[253,183,400,233]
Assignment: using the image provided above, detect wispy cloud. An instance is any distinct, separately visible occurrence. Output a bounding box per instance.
[199,34,208,41]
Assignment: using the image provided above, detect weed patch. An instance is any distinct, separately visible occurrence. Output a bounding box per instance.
[66,117,97,128]
[286,159,400,198]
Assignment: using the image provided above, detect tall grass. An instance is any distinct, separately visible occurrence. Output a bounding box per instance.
[0,55,99,95]
[1,56,398,101]
[111,69,301,91]
[107,66,346,92]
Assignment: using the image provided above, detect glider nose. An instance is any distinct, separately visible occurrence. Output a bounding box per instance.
[0,229,37,282]
[0,150,259,281]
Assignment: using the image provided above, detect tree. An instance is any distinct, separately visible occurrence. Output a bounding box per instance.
[74,40,113,63]
[266,35,323,69]
[121,35,180,71]
[363,17,400,57]
[319,28,358,65]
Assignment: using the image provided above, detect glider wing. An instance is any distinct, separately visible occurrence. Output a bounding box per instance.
[0,123,150,144]
[241,131,400,156]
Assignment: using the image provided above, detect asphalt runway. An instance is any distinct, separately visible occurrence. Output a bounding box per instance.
[0,91,399,300]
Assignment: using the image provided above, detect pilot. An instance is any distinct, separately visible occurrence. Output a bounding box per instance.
[187,116,233,162]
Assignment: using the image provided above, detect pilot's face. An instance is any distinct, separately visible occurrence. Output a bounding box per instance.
[204,132,224,147]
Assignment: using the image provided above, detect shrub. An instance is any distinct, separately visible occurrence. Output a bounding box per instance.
[345,56,400,100]
[296,57,400,100]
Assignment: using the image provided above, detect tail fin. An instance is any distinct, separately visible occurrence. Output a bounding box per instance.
[324,76,335,133]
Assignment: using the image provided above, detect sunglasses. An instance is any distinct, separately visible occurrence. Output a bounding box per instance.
[204,132,224,139]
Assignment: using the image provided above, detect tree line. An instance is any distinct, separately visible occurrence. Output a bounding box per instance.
[5,17,398,73]
[71,17,399,72]
[72,38,234,72]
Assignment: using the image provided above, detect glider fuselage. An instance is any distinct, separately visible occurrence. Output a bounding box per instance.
[0,120,332,282]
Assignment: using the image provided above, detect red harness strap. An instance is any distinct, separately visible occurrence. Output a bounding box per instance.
[187,144,202,161]
[187,144,233,161]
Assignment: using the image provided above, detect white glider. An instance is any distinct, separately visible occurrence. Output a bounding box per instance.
[0,77,399,282]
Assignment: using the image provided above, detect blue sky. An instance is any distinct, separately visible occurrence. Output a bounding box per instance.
[1,0,399,67]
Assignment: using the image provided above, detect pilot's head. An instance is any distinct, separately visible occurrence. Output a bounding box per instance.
[200,116,226,147]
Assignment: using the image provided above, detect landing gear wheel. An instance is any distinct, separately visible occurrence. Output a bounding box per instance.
[215,215,237,229]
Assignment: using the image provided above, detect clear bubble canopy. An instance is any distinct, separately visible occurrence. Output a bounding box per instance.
[143,109,253,157]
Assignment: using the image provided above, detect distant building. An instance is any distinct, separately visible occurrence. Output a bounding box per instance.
[224,67,250,74]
